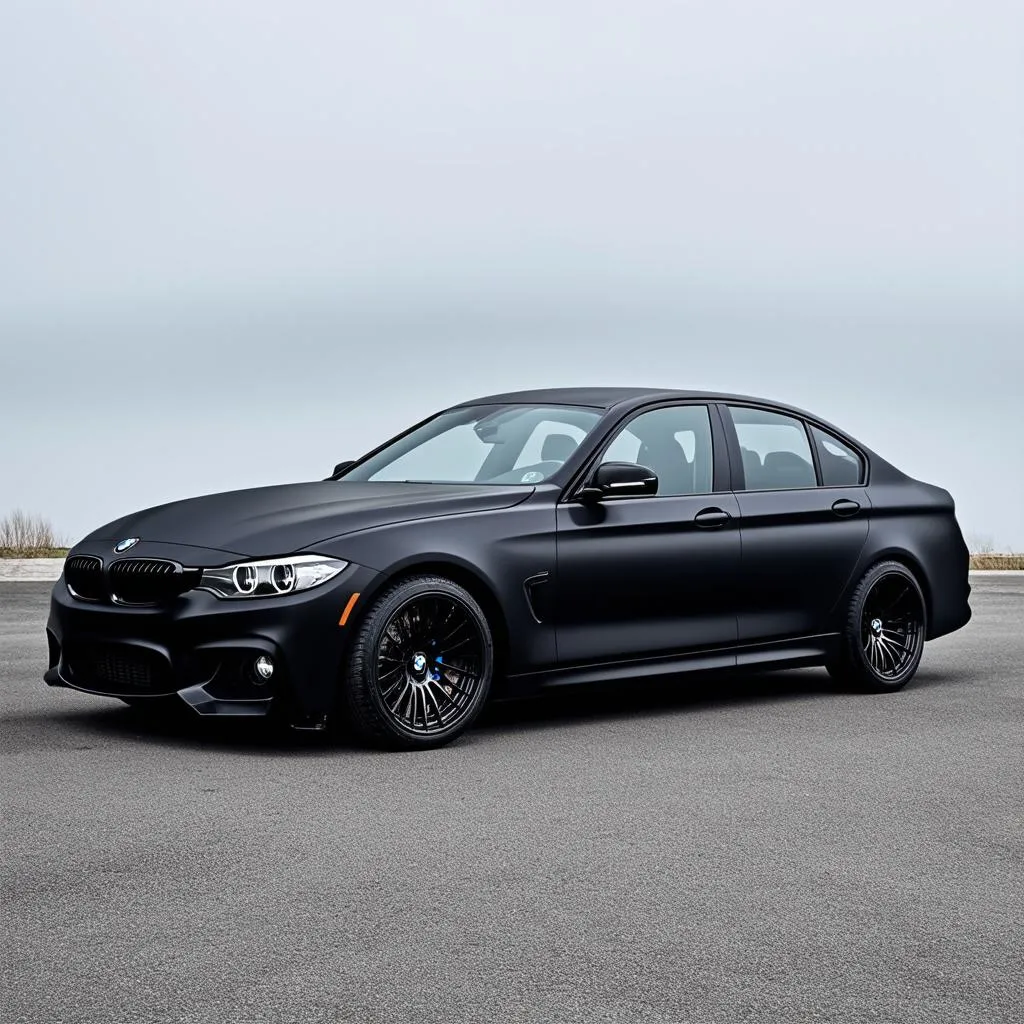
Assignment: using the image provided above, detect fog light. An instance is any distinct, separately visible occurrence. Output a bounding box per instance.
[253,655,275,683]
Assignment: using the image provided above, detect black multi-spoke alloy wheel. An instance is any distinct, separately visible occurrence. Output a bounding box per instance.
[827,561,927,691]
[344,574,494,748]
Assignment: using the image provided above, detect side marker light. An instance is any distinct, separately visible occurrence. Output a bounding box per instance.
[339,592,361,626]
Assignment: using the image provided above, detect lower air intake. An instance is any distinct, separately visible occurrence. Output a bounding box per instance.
[65,642,173,694]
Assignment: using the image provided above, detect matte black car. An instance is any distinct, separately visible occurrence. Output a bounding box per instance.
[46,387,971,748]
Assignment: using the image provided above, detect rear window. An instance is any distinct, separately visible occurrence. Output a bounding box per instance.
[811,426,865,486]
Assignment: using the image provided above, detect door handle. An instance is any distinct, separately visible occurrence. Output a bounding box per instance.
[694,507,732,528]
[831,499,861,518]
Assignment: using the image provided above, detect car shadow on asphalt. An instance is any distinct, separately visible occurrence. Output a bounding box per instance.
[475,664,977,734]
[479,668,838,732]
[24,662,981,755]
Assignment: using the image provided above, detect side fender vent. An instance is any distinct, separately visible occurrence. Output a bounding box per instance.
[523,572,552,624]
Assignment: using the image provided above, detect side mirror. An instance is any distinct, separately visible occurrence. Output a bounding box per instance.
[331,460,355,479]
[577,462,658,502]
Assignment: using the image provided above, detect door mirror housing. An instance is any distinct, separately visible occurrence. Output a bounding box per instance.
[577,462,658,502]
[330,460,355,479]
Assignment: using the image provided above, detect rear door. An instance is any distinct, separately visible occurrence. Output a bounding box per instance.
[554,403,741,666]
[722,405,871,643]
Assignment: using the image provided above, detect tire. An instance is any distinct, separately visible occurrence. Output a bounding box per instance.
[827,561,927,691]
[342,574,494,749]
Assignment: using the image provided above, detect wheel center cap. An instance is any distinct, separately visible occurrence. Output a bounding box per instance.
[411,652,427,675]
[870,618,883,635]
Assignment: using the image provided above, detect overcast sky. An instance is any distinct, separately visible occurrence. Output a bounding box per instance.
[1,0,1021,547]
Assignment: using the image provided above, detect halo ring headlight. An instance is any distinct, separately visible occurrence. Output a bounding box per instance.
[233,564,258,595]
[271,563,296,594]
[199,555,348,600]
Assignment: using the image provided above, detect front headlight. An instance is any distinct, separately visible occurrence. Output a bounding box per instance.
[198,555,348,599]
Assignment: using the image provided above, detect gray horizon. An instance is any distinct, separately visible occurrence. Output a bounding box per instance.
[1,1,1021,547]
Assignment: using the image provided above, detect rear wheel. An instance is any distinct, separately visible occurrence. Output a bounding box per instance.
[343,574,493,749]
[827,561,926,691]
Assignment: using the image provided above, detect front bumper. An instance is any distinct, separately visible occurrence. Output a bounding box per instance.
[45,561,383,722]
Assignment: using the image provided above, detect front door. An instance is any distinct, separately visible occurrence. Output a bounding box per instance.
[554,403,741,667]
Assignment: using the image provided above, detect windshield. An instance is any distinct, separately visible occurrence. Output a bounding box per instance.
[341,404,603,484]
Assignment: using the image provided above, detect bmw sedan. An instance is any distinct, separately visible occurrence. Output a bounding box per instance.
[46,387,971,748]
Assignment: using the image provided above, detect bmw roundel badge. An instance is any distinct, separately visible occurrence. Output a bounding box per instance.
[114,538,140,552]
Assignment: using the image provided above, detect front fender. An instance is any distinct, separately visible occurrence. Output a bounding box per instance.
[313,502,559,675]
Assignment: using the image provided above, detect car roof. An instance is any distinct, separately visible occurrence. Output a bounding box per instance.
[455,387,706,409]
[455,386,797,413]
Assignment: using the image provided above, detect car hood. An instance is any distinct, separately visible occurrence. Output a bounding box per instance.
[76,481,533,563]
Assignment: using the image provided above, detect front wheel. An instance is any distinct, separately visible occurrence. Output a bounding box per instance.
[342,574,494,749]
[827,561,927,691]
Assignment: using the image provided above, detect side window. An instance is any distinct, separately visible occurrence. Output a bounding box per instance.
[728,406,816,490]
[600,405,714,496]
[811,426,864,486]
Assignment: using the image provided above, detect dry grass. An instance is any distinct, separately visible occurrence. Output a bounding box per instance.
[969,553,1024,570]
[0,510,69,558]
[0,548,69,558]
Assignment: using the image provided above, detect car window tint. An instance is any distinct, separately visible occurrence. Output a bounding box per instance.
[728,407,816,490]
[601,405,713,496]
[513,420,587,469]
[811,426,864,486]
[367,423,491,482]
[603,427,642,464]
[348,404,602,484]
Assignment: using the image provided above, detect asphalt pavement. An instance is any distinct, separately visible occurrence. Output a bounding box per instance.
[1,578,1021,1023]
